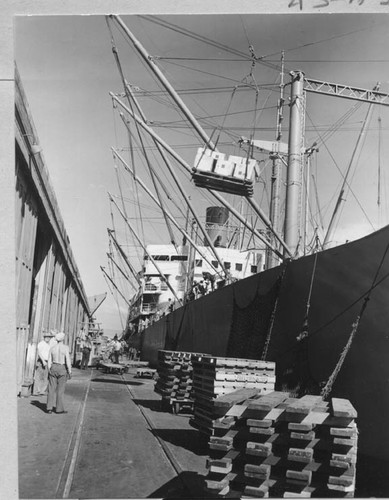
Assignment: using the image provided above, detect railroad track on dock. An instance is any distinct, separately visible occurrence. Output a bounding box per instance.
[123,372,185,477]
[54,372,92,498]
[55,369,186,498]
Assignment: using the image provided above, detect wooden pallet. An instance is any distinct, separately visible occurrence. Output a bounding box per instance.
[135,367,156,378]
[170,397,195,415]
[99,362,127,375]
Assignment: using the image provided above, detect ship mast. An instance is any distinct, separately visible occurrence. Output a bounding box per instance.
[266,51,285,269]
[284,71,305,257]
[286,76,389,255]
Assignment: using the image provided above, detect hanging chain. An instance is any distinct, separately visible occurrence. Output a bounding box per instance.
[261,262,288,360]
[320,298,368,400]
[296,246,319,342]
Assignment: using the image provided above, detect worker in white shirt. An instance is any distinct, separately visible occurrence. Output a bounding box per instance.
[33,332,53,396]
[112,336,122,364]
[47,332,72,414]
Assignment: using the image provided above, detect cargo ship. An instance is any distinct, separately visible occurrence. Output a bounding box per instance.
[104,14,389,475]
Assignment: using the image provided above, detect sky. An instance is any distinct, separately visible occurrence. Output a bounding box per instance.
[15,13,389,332]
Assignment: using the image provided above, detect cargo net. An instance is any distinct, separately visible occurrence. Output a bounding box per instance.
[226,280,280,360]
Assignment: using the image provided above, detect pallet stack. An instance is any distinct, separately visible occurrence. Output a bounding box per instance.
[154,350,199,413]
[190,355,275,434]
[202,392,358,498]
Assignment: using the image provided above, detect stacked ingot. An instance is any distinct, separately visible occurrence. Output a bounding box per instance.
[191,354,276,435]
[154,350,200,410]
[281,396,358,498]
[202,389,262,497]
[201,392,358,498]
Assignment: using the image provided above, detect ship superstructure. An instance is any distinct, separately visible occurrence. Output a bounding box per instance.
[126,207,265,336]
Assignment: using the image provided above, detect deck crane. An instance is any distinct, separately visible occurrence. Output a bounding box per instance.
[241,74,389,260]
[284,71,389,257]
[110,15,389,261]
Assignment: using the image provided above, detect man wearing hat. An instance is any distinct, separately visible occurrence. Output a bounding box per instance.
[47,332,72,414]
[33,331,53,396]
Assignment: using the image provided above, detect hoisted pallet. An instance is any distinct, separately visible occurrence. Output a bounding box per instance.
[192,147,257,197]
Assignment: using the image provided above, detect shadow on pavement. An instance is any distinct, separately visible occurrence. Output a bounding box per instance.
[147,471,206,498]
[91,377,144,385]
[30,399,48,413]
[151,428,209,456]
[132,398,168,413]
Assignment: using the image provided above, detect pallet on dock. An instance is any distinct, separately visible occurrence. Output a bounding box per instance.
[135,367,157,378]
[155,350,204,413]
[99,362,127,375]
[170,397,195,415]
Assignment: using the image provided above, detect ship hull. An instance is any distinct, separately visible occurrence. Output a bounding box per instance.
[140,226,389,464]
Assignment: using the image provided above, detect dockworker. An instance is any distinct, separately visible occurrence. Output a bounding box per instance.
[80,334,93,370]
[112,336,122,364]
[202,271,215,291]
[33,331,54,396]
[197,280,206,296]
[49,330,58,348]
[46,332,72,414]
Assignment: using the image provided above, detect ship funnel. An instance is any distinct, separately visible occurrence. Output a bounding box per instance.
[204,206,229,248]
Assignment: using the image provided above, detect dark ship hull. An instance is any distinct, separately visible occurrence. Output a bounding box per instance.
[140,225,389,464]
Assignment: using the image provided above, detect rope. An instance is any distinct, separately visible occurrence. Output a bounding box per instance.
[320,239,389,399]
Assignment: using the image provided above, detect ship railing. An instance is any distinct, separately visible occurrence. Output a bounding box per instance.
[128,306,141,320]
[141,303,157,314]
[143,283,168,293]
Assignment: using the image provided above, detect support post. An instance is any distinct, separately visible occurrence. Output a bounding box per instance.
[285,71,305,256]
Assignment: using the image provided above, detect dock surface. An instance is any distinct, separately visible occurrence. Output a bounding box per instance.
[18,364,388,498]
[18,365,208,498]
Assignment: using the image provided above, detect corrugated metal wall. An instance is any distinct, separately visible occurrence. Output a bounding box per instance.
[15,67,90,395]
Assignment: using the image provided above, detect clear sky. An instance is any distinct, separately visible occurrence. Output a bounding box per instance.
[15,13,389,332]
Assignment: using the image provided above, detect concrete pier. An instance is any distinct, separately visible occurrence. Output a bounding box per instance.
[18,365,208,499]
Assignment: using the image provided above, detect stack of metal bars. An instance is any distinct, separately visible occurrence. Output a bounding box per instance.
[154,350,202,413]
[190,354,276,434]
[201,391,358,498]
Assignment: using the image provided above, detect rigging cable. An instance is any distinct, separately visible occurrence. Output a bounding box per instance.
[305,108,375,232]
[323,90,378,247]
[119,114,188,233]
[377,116,382,227]
[107,16,148,248]
[331,111,374,240]
[138,15,282,72]
[101,272,125,331]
